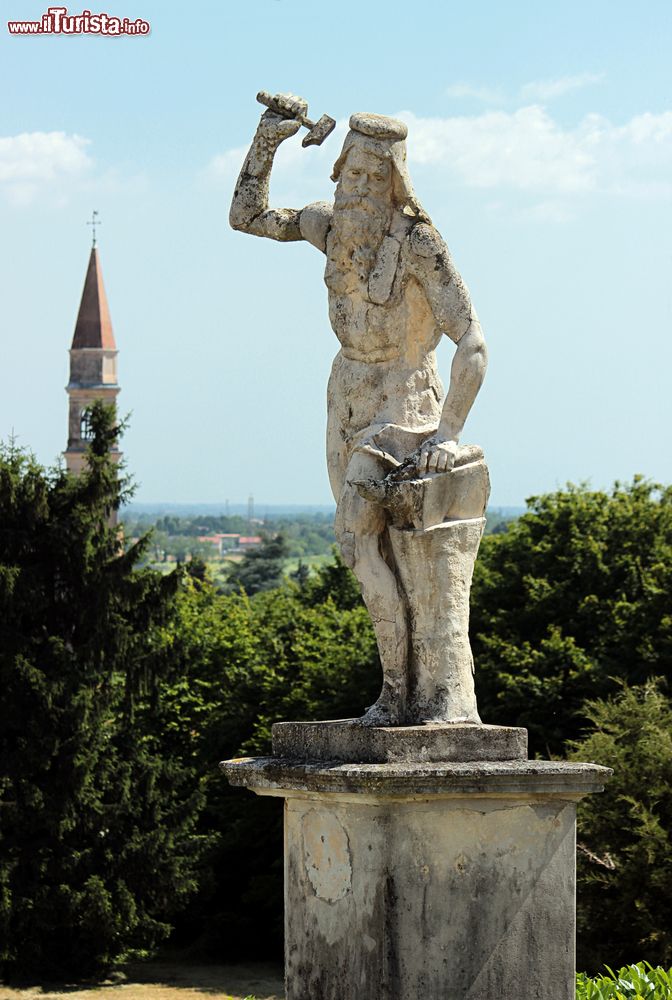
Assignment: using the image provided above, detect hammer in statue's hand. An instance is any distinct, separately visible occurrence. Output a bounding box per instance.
[256,90,336,147]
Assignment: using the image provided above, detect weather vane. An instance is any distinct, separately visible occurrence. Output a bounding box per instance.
[87,210,101,248]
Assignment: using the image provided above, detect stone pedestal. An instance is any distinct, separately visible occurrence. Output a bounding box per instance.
[221,724,610,1000]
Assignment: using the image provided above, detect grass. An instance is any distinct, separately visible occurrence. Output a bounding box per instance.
[4,960,671,999]
[0,962,284,1000]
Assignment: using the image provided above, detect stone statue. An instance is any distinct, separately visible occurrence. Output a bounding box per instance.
[230,93,489,727]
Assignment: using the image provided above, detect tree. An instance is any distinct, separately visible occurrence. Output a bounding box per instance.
[470,480,672,755]
[0,404,205,981]
[290,559,310,587]
[225,534,289,595]
[302,547,364,611]
[467,482,672,969]
[150,555,379,960]
[568,681,672,971]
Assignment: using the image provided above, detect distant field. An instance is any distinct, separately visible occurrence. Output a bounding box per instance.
[282,554,331,575]
[143,554,330,583]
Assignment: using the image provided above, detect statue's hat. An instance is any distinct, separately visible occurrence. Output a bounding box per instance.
[331,113,429,222]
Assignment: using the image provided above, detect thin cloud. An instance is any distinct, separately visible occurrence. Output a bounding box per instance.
[400,107,595,193]
[204,145,249,184]
[523,200,575,224]
[397,106,672,200]
[0,131,92,205]
[445,82,505,105]
[520,73,605,102]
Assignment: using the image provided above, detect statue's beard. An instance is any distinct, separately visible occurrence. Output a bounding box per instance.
[326,190,393,293]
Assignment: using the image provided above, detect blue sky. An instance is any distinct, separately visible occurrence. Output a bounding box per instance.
[1,0,671,505]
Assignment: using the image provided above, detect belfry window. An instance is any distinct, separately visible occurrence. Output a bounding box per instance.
[80,410,94,440]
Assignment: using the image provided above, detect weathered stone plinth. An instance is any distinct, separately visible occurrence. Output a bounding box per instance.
[221,727,610,1000]
[272,719,527,764]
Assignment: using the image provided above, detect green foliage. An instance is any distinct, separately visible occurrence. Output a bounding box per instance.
[470,482,672,969]
[568,682,672,971]
[5,446,672,976]
[0,404,205,981]
[272,512,336,558]
[141,528,215,564]
[471,479,672,755]
[302,546,363,610]
[224,534,290,595]
[576,962,672,999]
[289,558,310,586]
[151,553,378,960]
[483,508,518,535]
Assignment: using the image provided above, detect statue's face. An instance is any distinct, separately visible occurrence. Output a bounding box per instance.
[339,147,392,201]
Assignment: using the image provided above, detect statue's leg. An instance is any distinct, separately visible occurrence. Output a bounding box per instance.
[335,451,408,726]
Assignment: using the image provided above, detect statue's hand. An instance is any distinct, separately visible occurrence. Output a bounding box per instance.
[416,437,459,475]
[257,92,307,145]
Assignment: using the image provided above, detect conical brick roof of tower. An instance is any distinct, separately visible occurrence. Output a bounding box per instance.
[71,247,116,349]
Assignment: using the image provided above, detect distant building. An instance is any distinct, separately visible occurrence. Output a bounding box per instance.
[64,244,120,476]
[194,533,263,555]
[197,534,226,554]
[238,536,262,548]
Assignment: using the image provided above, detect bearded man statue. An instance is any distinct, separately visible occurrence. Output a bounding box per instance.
[230,94,488,726]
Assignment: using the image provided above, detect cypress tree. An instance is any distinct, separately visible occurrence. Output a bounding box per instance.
[0,404,205,981]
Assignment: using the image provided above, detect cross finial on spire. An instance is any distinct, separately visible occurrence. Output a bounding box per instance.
[87,210,101,248]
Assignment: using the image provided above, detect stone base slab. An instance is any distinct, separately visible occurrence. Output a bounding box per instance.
[222,755,610,800]
[220,757,611,1000]
[272,719,527,763]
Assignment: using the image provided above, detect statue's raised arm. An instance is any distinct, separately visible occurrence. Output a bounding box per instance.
[229,91,334,249]
[229,92,306,241]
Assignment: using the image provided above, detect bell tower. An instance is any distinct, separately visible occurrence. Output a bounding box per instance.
[64,219,120,475]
